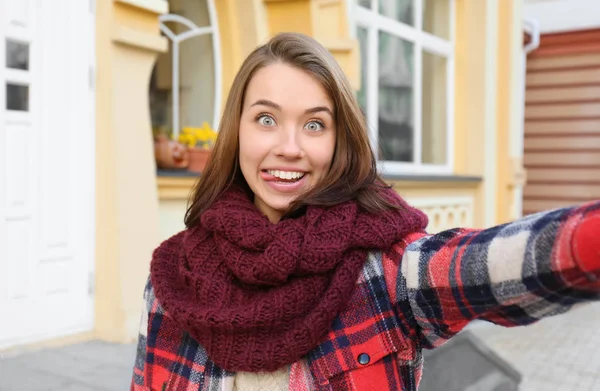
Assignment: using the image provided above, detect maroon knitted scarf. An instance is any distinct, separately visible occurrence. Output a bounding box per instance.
[150,186,427,372]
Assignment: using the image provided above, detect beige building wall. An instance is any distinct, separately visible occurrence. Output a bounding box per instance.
[95,0,167,343]
[91,0,527,346]
[6,0,527,351]
[156,0,527,237]
[159,199,188,240]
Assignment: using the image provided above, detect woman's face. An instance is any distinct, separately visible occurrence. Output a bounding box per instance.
[239,62,336,223]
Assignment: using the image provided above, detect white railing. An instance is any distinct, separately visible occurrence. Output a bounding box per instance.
[158,0,222,140]
[406,196,474,233]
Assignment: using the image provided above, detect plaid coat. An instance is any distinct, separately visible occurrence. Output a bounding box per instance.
[131,201,600,391]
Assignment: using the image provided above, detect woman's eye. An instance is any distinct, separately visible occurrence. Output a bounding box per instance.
[258,115,276,127]
[305,121,324,132]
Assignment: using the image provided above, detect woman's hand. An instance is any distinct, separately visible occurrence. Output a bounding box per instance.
[572,209,600,278]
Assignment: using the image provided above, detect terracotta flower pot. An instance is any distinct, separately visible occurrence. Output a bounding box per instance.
[187,147,212,174]
[154,135,190,169]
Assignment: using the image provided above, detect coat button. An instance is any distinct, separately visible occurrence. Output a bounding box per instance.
[357,353,370,365]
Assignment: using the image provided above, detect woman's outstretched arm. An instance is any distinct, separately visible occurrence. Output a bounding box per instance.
[396,201,600,349]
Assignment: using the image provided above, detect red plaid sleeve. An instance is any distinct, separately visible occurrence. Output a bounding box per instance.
[131,278,153,391]
[399,201,600,349]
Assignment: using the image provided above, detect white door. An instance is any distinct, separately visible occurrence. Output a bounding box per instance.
[0,0,95,348]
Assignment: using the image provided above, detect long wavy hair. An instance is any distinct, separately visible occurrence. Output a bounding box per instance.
[184,32,396,227]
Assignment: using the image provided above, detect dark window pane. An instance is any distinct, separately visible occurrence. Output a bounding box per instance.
[378,32,413,162]
[357,27,368,113]
[6,83,29,111]
[6,39,29,70]
[358,0,372,8]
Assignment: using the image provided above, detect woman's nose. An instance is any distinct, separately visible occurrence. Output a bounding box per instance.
[275,126,303,159]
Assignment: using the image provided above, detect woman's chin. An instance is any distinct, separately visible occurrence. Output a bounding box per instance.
[265,197,297,213]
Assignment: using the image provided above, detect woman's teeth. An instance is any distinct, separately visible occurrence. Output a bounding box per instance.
[267,170,305,180]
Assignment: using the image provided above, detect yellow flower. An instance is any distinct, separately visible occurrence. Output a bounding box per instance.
[176,133,193,148]
[178,123,217,149]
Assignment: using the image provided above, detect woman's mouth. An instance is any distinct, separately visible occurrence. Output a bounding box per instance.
[265,169,305,182]
[260,170,308,193]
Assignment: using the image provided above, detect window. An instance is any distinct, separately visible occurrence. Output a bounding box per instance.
[5,38,31,112]
[6,40,29,70]
[150,1,221,141]
[353,0,454,174]
[6,83,29,111]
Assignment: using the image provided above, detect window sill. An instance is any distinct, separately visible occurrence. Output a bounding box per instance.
[156,170,482,200]
[112,25,168,53]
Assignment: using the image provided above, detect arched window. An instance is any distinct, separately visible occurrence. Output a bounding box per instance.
[150,0,221,144]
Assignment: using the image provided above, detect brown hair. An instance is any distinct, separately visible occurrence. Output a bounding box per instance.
[184,32,396,227]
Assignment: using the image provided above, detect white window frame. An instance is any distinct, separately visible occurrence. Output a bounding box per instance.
[350,0,455,175]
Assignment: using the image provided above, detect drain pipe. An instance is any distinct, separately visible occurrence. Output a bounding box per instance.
[512,18,540,219]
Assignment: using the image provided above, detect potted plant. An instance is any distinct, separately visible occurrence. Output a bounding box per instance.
[153,126,190,170]
[177,122,217,173]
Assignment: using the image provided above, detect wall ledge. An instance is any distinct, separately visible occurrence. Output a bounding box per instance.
[157,176,197,200]
[383,174,482,183]
[320,37,355,52]
[115,0,169,15]
[112,24,168,53]
[263,0,310,3]
[385,175,483,189]
[316,0,342,5]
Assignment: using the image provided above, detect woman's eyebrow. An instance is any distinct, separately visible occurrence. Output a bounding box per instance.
[250,99,281,110]
[250,99,333,117]
[305,106,333,117]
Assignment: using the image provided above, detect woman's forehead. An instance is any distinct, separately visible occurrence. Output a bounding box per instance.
[244,63,334,112]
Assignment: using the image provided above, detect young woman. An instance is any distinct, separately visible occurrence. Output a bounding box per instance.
[131,33,600,391]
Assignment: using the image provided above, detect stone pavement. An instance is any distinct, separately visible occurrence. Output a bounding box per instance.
[469,301,600,391]
[0,340,136,391]
[1,302,599,391]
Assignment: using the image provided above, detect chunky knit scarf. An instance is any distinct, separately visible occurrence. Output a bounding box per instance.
[150,186,428,372]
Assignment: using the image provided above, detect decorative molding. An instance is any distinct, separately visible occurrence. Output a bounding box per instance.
[112,24,168,52]
[114,0,168,15]
[406,196,475,233]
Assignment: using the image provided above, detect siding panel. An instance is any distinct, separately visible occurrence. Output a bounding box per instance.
[525,119,600,134]
[525,136,600,150]
[526,168,600,182]
[528,53,600,70]
[526,86,600,103]
[524,29,600,215]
